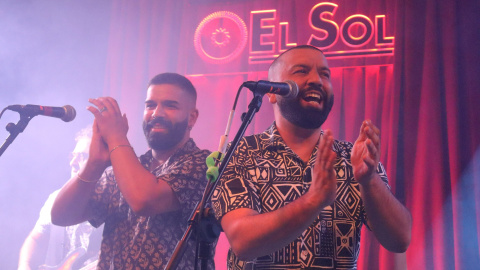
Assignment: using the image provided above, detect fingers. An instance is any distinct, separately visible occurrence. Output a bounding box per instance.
[358,119,380,141]
[357,121,368,141]
[92,118,100,134]
[87,97,121,116]
[318,129,335,170]
[362,120,381,170]
[100,97,121,115]
[364,120,380,143]
[362,144,378,168]
[123,113,129,131]
[312,130,337,207]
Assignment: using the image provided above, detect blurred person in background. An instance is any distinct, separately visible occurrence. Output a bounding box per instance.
[18,127,103,270]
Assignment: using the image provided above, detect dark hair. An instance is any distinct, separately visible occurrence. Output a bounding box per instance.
[269,45,324,70]
[148,72,197,102]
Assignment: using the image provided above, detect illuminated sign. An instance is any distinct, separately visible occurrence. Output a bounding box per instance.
[194,11,248,64]
[194,2,394,64]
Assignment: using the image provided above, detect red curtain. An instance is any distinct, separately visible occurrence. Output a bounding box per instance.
[102,0,480,269]
[394,0,480,269]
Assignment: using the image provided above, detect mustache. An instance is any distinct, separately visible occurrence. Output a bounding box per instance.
[302,84,327,100]
[145,117,173,129]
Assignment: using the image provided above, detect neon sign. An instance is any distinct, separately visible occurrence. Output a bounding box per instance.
[194,11,248,64]
[194,2,394,64]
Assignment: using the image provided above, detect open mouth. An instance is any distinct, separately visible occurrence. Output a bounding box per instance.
[302,91,323,105]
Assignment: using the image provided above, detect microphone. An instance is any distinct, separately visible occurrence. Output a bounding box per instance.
[7,104,76,122]
[243,80,299,99]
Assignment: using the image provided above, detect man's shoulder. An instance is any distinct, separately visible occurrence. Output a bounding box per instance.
[183,139,211,158]
[234,132,269,153]
[190,148,211,159]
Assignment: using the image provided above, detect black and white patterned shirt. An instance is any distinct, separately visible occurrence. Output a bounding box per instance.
[88,139,215,270]
[212,123,389,269]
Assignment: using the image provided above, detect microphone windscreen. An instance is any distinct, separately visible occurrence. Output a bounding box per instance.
[284,80,299,99]
[62,105,76,122]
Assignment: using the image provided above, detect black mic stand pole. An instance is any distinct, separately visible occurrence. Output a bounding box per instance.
[165,93,264,270]
[0,112,34,157]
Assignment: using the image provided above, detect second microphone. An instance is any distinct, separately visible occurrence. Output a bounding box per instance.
[243,80,299,99]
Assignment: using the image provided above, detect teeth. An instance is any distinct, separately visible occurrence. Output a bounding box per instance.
[305,93,321,99]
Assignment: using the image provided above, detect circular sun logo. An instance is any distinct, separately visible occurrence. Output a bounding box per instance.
[211,28,231,48]
[194,11,248,64]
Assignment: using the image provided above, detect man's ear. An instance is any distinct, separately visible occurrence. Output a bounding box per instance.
[267,93,277,104]
[188,108,199,129]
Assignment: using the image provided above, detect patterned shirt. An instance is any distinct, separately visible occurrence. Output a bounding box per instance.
[212,123,389,270]
[88,139,215,270]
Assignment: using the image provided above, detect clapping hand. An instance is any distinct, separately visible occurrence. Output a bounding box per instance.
[352,120,381,185]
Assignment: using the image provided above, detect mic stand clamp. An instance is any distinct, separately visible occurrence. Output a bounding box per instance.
[0,112,34,157]
[165,93,264,270]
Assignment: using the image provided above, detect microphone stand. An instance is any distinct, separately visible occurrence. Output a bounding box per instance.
[0,111,34,157]
[165,92,264,270]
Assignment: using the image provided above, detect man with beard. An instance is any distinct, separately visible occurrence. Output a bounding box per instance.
[211,45,411,269]
[51,73,215,269]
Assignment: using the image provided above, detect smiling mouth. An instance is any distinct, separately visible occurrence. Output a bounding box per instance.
[151,125,168,130]
[302,92,323,104]
[147,122,167,131]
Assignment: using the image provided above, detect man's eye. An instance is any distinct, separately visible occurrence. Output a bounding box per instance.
[294,69,307,74]
[166,104,178,109]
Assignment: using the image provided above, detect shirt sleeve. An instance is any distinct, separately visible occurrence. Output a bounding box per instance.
[212,138,262,220]
[32,190,60,234]
[158,149,210,214]
[87,168,118,228]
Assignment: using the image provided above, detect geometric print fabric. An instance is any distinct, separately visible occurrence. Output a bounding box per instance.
[212,123,390,269]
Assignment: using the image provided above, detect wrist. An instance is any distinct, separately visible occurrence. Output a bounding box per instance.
[105,135,130,149]
[358,173,381,189]
[82,160,108,178]
[77,172,98,183]
[304,189,334,210]
[109,144,134,155]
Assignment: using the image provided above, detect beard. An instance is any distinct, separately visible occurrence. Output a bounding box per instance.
[277,90,334,129]
[143,117,189,151]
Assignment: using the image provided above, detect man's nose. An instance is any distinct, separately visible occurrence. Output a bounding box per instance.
[307,71,323,86]
[152,106,166,119]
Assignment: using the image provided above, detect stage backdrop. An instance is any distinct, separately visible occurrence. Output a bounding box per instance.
[1,0,478,269]
[100,0,480,269]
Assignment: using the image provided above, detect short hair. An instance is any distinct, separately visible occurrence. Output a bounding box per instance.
[268,45,324,79]
[75,126,92,143]
[148,72,197,102]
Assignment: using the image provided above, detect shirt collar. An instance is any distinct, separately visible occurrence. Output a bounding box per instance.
[140,138,197,168]
[263,122,324,167]
[263,122,288,152]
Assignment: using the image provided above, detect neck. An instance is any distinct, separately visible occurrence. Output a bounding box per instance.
[275,118,322,163]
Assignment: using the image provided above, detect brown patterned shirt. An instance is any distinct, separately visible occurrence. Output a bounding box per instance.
[212,123,389,269]
[88,139,215,269]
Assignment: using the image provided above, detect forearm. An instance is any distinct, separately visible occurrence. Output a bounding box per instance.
[18,232,48,270]
[51,163,104,226]
[222,191,327,260]
[108,142,178,215]
[18,239,37,270]
[360,174,412,252]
